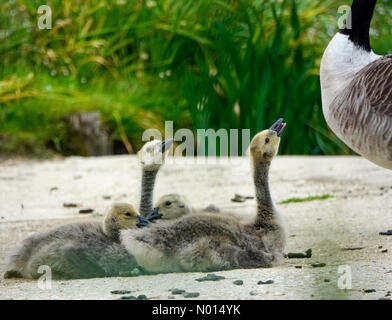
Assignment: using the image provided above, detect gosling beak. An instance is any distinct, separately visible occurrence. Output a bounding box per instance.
[269,118,286,137]
[136,216,151,228]
[146,207,163,222]
[160,139,174,152]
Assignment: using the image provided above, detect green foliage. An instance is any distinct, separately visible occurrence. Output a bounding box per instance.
[0,0,391,156]
[279,194,334,204]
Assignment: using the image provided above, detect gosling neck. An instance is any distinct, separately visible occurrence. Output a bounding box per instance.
[103,217,119,241]
[139,168,159,217]
[253,160,274,227]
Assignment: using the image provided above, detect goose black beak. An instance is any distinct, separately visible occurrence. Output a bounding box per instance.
[146,207,163,222]
[160,139,174,152]
[136,216,151,228]
[269,118,286,137]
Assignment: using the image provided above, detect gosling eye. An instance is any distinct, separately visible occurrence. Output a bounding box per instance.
[124,212,132,217]
[165,201,172,206]
[265,138,270,144]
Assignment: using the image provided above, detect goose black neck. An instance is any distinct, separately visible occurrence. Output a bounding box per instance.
[253,161,274,227]
[339,0,377,52]
[139,168,158,217]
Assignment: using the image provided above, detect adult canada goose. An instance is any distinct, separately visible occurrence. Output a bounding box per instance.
[138,139,174,217]
[120,119,287,273]
[320,0,392,169]
[4,203,143,279]
[154,194,220,220]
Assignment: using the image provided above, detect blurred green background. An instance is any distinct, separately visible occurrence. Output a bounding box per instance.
[1,0,391,157]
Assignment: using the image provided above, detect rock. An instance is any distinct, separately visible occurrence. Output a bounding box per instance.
[324,279,331,282]
[233,280,244,286]
[183,292,200,298]
[286,248,312,258]
[120,295,136,300]
[249,290,258,296]
[231,194,254,203]
[363,289,376,293]
[287,252,306,258]
[257,280,274,285]
[171,289,186,295]
[111,290,132,295]
[195,274,225,282]
[137,294,147,300]
[65,111,113,156]
[79,208,94,214]
[102,195,111,200]
[50,187,58,192]
[63,203,79,208]
[311,262,326,268]
[295,266,302,269]
[381,249,388,253]
[341,247,363,251]
[379,230,392,236]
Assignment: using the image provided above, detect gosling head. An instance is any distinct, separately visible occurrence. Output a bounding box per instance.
[250,118,286,164]
[103,203,140,239]
[155,194,192,220]
[138,139,174,171]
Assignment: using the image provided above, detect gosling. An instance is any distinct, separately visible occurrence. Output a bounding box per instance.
[120,119,287,274]
[154,194,219,220]
[4,203,141,279]
[139,140,218,220]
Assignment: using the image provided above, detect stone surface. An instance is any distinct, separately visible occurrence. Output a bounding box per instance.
[0,155,391,300]
[66,111,113,156]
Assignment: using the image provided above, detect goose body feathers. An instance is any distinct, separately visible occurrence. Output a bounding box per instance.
[320,0,392,169]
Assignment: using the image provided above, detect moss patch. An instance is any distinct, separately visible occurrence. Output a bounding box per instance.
[279,194,333,205]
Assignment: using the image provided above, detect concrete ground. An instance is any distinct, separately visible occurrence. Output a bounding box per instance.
[0,155,391,300]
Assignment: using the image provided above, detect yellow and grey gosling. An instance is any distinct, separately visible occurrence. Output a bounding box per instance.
[4,203,140,280]
[154,194,220,220]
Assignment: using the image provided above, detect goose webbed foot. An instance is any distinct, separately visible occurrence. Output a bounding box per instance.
[146,207,163,222]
